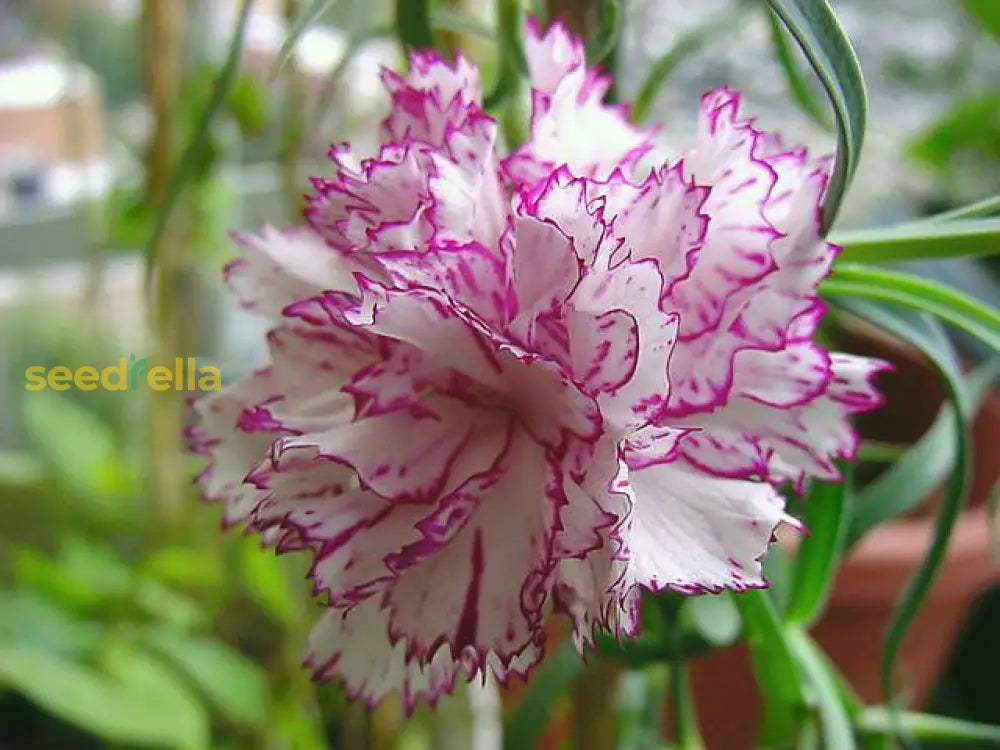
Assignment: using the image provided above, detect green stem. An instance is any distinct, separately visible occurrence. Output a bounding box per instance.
[670,662,705,750]
[279,0,307,218]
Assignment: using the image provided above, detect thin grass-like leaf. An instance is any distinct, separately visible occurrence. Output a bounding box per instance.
[395,0,434,51]
[858,709,1000,745]
[822,264,1000,351]
[786,475,851,626]
[848,357,1000,545]
[787,627,857,749]
[733,589,806,745]
[766,0,867,232]
[765,7,832,129]
[272,0,339,76]
[918,193,1000,223]
[145,0,255,285]
[832,217,1000,263]
[631,10,741,123]
[828,300,974,715]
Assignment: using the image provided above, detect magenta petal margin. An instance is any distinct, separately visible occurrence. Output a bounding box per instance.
[188,19,887,708]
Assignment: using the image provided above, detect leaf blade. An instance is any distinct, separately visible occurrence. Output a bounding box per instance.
[766,0,867,231]
[786,477,851,625]
[733,589,805,744]
[832,218,1000,263]
[828,300,975,707]
[822,263,1000,351]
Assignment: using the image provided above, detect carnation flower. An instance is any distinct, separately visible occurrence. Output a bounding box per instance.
[189,19,886,708]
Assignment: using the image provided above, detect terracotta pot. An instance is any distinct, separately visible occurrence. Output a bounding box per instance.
[690,503,999,749]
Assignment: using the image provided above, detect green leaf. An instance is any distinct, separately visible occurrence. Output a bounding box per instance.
[272,0,339,75]
[632,10,740,123]
[20,389,134,514]
[240,539,299,627]
[395,0,434,51]
[484,0,528,112]
[733,589,805,744]
[0,589,102,657]
[858,708,1000,745]
[765,7,831,129]
[962,0,1000,40]
[907,93,1000,172]
[914,192,1000,223]
[144,547,224,592]
[503,640,582,750]
[311,24,394,129]
[429,7,495,40]
[822,263,1000,352]
[147,630,268,727]
[145,0,254,282]
[0,644,209,749]
[848,357,1000,545]
[765,0,867,231]
[588,0,623,66]
[786,476,851,626]
[103,645,212,749]
[832,217,1000,263]
[786,627,857,748]
[227,72,268,135]
[828,300,974,707]
[134,578,207,629]
[14,537,133,612]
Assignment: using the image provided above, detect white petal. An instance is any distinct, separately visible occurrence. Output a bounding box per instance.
[625,463,788,592]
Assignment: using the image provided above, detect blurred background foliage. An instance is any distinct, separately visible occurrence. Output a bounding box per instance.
[0,0,999,748]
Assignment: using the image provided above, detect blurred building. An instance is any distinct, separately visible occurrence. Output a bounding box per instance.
[0,52,112,215]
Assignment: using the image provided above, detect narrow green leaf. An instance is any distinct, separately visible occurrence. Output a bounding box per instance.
[147,630,269,727]
[787,628,857,749]
[272,0,339,76]
[822,263,1000,352]
[311,25,394,129]
[21,389,133,513]
[917,192,1000,223]
[962,0,1000,39]
[786,477,851,625]
[858,708,1000,745]
[588,0,623,65]
[765,7,831,129]
[145,0,255,283]
[848,357,1000,545]
[733,589,805,744]
[240,539,300,627]
[632,10,740,123]
[0,590,102,658]
[0,644,209,749]
[832,217,1000,263]
[484,0,528,111]
[766,0,867,231]
[503,640,582,750]
[907,93,1000,172]
[395,0,434,51]
[828,300,974,707]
